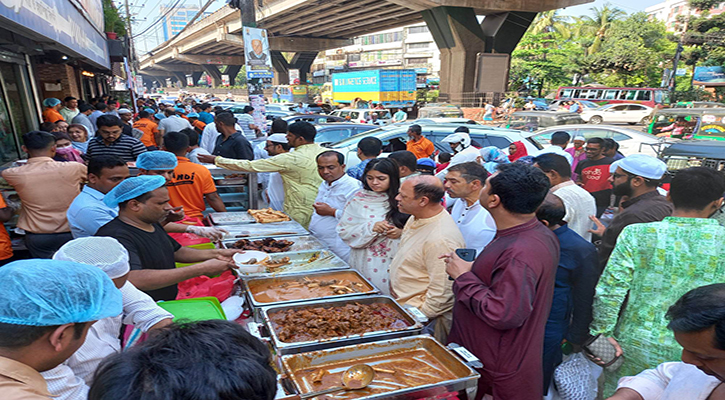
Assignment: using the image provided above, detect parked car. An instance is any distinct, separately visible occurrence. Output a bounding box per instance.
[417,104,464,118]
[409,118,478,125]
[580,103,653,125]
[506,111,584,132]
[659,140,725,178]
[329,124,541,169]
[547,99,600,111]
[266,103,297,112]
[211,101,242,109]
[525,124,664,157]
[330,109,392,124]
[315,123,378,145]
[282,114,346,125]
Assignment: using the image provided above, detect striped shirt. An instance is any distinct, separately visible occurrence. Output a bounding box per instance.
[86,135,147,162]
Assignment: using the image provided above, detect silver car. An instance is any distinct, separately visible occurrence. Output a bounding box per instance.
[525,125,665,157]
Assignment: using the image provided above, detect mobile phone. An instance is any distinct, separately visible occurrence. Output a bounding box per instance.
[455,248,477,262]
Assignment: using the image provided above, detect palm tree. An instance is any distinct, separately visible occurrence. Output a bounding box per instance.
[580,3,626,55]
[530,10,571,40]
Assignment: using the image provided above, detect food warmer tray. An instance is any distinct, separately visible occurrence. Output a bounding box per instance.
[242,269,380,310]
[222,221,308,239]
[222,235,326,253]
[234,249,349,279]
[208,212,257,225]
[281,335,480,400]
[260,295,424,355]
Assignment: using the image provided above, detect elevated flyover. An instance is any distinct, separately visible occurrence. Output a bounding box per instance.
[140,0,591,97]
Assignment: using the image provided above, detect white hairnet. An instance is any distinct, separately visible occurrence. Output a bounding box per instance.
[54,237,131,279]
[0,259,122,326]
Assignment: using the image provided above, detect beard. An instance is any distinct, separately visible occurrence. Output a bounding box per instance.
[612,181,633,197]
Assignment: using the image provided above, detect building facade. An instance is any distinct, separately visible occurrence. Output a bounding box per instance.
[161,4,213,41]
[646,0,725,32]
[311,23,440,88]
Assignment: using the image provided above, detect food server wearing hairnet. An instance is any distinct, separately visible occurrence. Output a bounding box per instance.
[41,237,174,400]
[0,259,122,399]
[95,175,242,301]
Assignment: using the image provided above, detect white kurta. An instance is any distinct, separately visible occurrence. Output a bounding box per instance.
[337,190,400,295]
[309,174,361,261]
[616,362,721,400]
[551,180,597,241]
[449,198,497,255]
[41,282,173,400]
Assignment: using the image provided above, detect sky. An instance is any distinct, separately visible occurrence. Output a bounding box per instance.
[128,0,666,54]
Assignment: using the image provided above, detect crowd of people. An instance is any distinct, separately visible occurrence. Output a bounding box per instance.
[2,94,725,400]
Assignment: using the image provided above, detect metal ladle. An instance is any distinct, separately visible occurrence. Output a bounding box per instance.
[301,364,375,399]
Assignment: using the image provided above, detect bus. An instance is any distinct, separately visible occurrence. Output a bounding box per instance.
[556,87,669,108]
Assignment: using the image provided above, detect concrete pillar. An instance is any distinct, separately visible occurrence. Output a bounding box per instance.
[290,51,317,84]
[202,65,223,87]
[480,11,536,54]
[191,71,203,86]
[172,72,187,86]
[422,7,486,100]
[225,65,243,85]
[271,51,290,86]
[271,51,318,85]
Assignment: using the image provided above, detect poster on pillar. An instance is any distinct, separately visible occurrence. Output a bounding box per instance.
[243,27,274,79]
[249,95,267,134]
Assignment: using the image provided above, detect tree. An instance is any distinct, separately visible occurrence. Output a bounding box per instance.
[510,32,570,96]
[579,3,626,55]
[529,10,571,39]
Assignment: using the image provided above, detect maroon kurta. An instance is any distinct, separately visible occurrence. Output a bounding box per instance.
[447,218,559,400]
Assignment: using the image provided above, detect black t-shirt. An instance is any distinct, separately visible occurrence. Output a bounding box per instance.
[575,156,614,209]
[96,217,181,301]
[212,132,254,160]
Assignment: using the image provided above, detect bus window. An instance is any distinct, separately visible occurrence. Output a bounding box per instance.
[637,90,652,101]
[625,90,637,101]
[573,89,581,98]
[587,90,601,99]
[604,90,619,100]
[561,89,573,98]
[654,91,662,104]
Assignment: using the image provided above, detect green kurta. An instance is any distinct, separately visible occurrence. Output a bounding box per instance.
[592,217,725,396]
[214,143,325,229]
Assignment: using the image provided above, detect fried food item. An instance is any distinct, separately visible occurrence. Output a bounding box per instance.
[248,208,291,223]
[262,256,291,269]
[231,238,294,253]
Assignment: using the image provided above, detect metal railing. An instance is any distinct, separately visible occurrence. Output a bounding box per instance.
[436,92,505,107]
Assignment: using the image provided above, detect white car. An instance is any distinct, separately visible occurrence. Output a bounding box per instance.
[525,124,665,157]
[580,103,653,125]
[330,109,392,124]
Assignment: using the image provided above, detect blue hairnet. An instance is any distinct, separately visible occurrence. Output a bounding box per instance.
[143,108,155,113]
[0,259,122,326]
[155,113,166,120]
[103,175,166,208]
[187,112,199,118]
[137,151,178,170]
[43,98,61,107]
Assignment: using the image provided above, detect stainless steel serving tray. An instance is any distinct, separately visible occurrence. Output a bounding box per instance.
[261,295,423,355]
[242,269,379,310]
[222,235,326,253]
[222,220,308,239]
[208,211,257,225]
[234,249,349,279]
[281,335,480,400]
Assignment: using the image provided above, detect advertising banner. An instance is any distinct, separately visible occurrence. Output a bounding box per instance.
[693,66,725,86]
[243,27,274,79]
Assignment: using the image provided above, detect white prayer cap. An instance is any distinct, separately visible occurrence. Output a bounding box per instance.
[572,135,586,141]
[267,133,288,144]
[53,237,131,279]
[614,154,667,180]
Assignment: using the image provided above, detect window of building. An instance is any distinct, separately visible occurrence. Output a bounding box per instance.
[407,42,429,50]
[348,53,361,62]
[407,57,428,65]
[408,26,429,34]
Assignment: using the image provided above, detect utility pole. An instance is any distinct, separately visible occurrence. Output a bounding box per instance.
[124,0,140,108]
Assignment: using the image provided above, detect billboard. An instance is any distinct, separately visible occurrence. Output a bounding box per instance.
[693,66,725,86]
[243,27,274,79]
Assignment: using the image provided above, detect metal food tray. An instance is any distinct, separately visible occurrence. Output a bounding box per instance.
[208,212,257,225]
[281,335,480,400]
[222,235,326,253]
[234,249,349,279]
[261,295,423,355]
[223,220,308,239]
[243,269,379,309]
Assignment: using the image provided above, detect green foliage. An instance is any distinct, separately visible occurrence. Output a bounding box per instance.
[510,32,571,95]
[689,0,722,10]
[102,0,127,35]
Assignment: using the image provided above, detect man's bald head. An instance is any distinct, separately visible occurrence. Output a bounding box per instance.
[396,175,445,216]
[409,175,445,204]
[535,193,566,228]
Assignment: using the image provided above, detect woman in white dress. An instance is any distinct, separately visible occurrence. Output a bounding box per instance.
[337,158,409,295]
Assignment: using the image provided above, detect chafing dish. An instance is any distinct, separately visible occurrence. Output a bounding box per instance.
[281,335,480,400]
[260,295,423,355]
[222,220,308,239]
[208,211,257,225]
[234,249,349,279]
[222,235,326,253]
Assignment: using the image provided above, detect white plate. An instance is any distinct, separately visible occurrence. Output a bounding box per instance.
[233,251,268,266]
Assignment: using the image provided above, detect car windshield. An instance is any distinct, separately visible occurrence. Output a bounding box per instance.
[330,126,395,148]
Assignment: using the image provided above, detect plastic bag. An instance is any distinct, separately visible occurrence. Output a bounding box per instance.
[176,270,236,302]
[554,352,598,400]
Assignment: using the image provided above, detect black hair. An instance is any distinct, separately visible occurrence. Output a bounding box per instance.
[412,178,445,203]
[408,124,422,135]
[533,153,572,178]
[316,150,344,165]
[214,112,236,128]
[181,128,200,147]
[438,152,451,163]
[164,131,190,154]
[489,163,550,214]
[535,194,566,226]
[271,118,288,134]
[550,131,571,145]
[22,131,55,150]
[243,105,255,113]
[602,138,619,151]
[667,283,725,351]
[64,96,76,102]
[96,115,123,129]
[200,103,212,111]
[362,158,409,229]
[448,161,489,184]
[52,131,72,142]
[88,320,277,400]
[388,150,417,173]
[164,108,176,117]
[79,104,94,113]
[357,137,382,157]
[587,137,604,147]
[0,322,86,348]
[287,121,316,142]
[670,167,725,211]
[139,110,152,119]
[95,102,108,111]
[40,122,57,132]
[88,155,127,177]
[454,126,469,133]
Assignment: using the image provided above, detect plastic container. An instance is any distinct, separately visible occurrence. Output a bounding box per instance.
[157,296,227,322]
[175,242,217,268]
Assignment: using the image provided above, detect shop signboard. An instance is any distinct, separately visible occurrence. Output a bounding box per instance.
[243,27,274,79]
[0,0,109,68]
[693,66,725,86]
